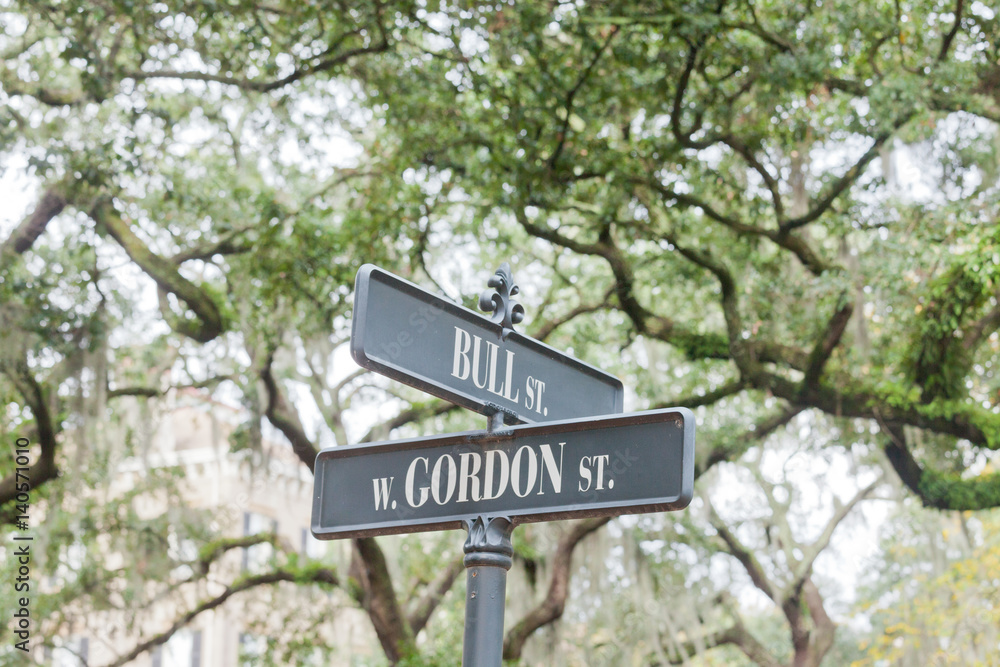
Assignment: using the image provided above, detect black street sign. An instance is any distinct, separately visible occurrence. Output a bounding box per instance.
[311,408,694,540]
[350,264,624,424]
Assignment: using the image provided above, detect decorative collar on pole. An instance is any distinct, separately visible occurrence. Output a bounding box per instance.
[478,262,524,340]
[463,516,514,569]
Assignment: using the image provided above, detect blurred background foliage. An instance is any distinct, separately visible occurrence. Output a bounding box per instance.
[2,0,1000,664]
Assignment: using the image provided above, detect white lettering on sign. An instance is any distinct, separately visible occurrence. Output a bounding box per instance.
[431,454,457,505]
[450,325,545,414]
[510,445,537,498]
[458,452,482,502]
[451,327,472,379]
[373,476,396,510]
[483,449,509,500]
[390,442,580,511]
[538,443,563,495]
[524,376,546,416]
[405,457,430,508]
[578,455,612,492]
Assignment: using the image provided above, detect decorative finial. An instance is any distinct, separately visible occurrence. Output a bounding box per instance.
[478,262,524,337]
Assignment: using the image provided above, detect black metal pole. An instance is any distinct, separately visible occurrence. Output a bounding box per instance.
[461,514,513,666]
[461,410,514,666]
[462,267,522,666]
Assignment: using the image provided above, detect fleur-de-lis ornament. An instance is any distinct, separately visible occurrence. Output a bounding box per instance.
[478,262,524,338]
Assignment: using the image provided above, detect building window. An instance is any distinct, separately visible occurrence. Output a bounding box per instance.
[191,629,202,667]
[300,527,325,560]
[155,628,202,667]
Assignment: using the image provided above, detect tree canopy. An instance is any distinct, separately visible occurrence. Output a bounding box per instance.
[2,0,1000,665]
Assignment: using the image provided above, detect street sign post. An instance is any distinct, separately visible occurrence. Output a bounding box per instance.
[312,408,694,540]
[314,262,694,667]
[350,264,624,424]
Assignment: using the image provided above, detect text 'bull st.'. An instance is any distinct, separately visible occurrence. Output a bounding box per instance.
[311,408,694,540]
[350,264,624,424]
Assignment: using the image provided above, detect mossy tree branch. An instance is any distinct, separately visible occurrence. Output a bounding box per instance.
[883,423,1000,510]
[503,516,611,660]
[104,563,338,667]
[0,186,67,257]
[91,197,224,343]
[0,360,59,518]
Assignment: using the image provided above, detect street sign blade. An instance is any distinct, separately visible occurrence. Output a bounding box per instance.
[350,264,623,424]
[311,408,694,540]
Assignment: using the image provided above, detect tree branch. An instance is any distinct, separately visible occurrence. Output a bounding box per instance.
[192,533,279,574]
[171,237,251,264]
[661,233,753,374]
[104,564,338,667]
[359,400,460,443]
[92,198,224,342]
[548,27,619,168]
[671,45,717,150]
[260,351,318,472]
[151,534,283,602]
[758,369,997,452]
[515,208,740,365]
[695,404,806,476]
[0,186,67,256]
[107,375,233,399]
[503,517,610,660]
[962,299,1000,353]
[723,134,785,221]
[1,80,86,106]
[881,421,1000,510]
[529,291,613,342]
[802,578,836,664]
[788,476,881,595]
[517,205,816,373]
[708,501,781,603]
[779,128,898,233]
[351,537,417,663]
[405,553,465,636]
[653,379,747,412]
[642,182,834,275]
[0,361,59,515]
[658,619,782,667]
[938,0,965,62]
[802,297,853,389]
[128,36,389,93]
